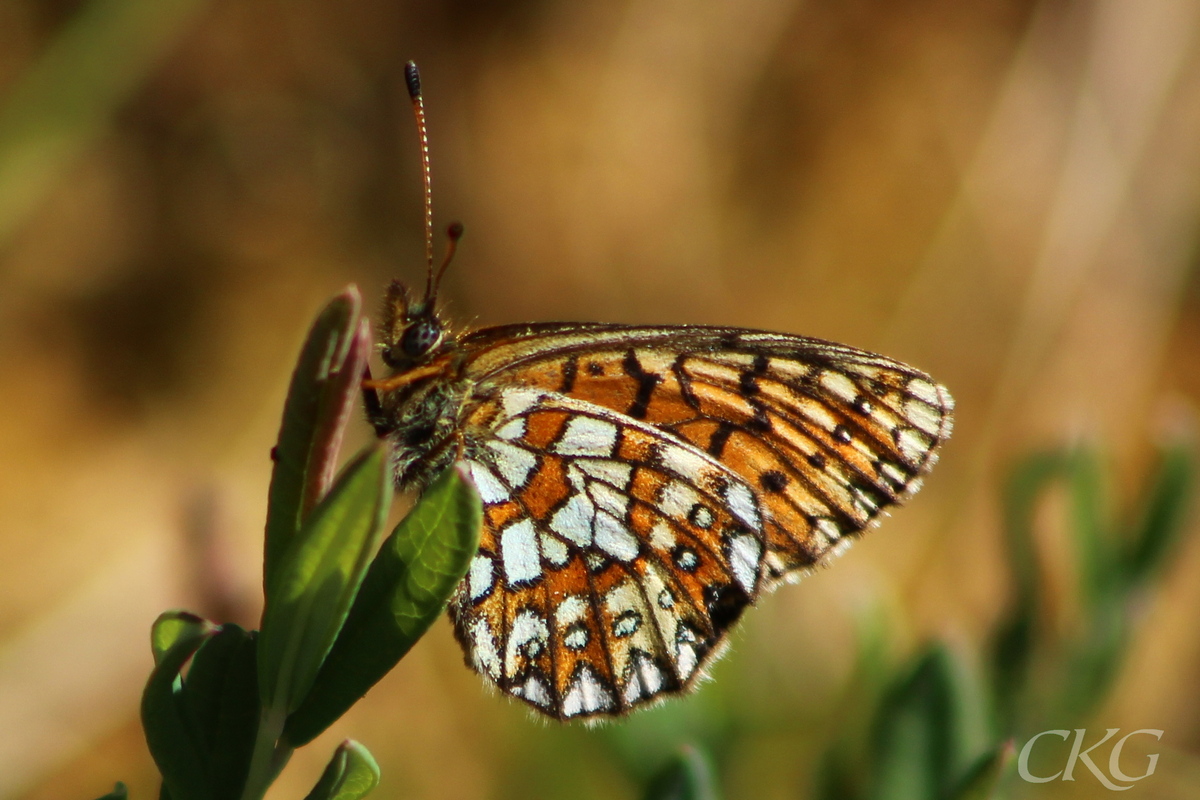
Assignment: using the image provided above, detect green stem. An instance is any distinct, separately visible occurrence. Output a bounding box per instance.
[239,706,293,800]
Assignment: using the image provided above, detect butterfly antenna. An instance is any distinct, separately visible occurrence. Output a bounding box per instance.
[404,61,436,301]
[431,221,464,299]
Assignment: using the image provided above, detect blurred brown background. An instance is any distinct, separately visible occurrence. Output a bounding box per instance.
[3,0,1200,798]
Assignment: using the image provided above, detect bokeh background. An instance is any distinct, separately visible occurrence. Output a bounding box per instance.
[3,0,1200,797]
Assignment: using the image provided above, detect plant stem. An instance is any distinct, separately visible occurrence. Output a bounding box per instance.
[239,706,293,800]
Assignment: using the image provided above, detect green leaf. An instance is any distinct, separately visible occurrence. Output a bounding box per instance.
[868,646,987,800]
[92,781,128,800]
[1065,447,1115,608]
[1057,595,1129,723]
[641,745,720,800]
[303,740,381,800]
[141,616,217,800]
[283,466,482,745]
[264,288,365,592]
[179,624,259,798]
[258,444,392,717]
[1124,444,1194,587]
[990,451,1066,728]
[150,611,215,666]
[948,741,1014,800]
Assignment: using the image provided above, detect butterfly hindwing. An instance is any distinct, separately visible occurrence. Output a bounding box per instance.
[451,388,768,718]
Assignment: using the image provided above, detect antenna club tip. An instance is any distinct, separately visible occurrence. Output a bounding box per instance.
[404,61,422,100]
[447,221,464,240]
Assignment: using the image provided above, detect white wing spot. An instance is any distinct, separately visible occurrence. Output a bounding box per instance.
[722,479,761,530]
[562,665,614,717]
[850,485,879,517]
[595,512,639,561]
[612,610,642,638]
[623,653,666,705]
[820,371,859,403]
[590,481,630,518]
[688,504,716,529]
[466,461,508,504]
[487,439,538,489]
[501,519,542,586]
[796,398,840,434]
[896,427,931,463]
[577,459,633,488]
[468,554,495,602]
[904,398,942,436]
[506,608,549,674]
[815,517,841,547]
[495,417,526,441]
[881,462,909,487]
[727,533,762,594]
[658,442,720,486]
[675,630,699,680]
[649,519,676,552]
[554,416,619,457]
[674,548,699,571]
[515,673,551,708]
[468,617,501,680]
[907,378,941,406]
[550,491,595,547]
[563,623,589,650]
[555,595,588,627]
[659,480,703,521]
[500,387,543,419]
[539,531,570,566]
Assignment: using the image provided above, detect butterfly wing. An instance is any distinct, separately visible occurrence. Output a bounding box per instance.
[438,323,952,719]
[454,388,767,719]
[459,323,954,581]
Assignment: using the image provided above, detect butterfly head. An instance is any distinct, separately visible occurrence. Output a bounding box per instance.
[379,221,464,370]
[379,279,447,369]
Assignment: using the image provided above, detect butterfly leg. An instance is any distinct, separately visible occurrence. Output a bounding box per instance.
[361,364,394,437]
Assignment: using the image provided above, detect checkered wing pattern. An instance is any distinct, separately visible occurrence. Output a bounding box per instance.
[446,324,953,720]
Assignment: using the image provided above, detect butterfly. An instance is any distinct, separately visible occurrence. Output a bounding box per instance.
[362,63,954,721]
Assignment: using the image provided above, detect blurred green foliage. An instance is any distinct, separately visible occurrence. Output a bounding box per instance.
[810,443,1193,800]
[642,746,721,800]
[0,0,206,247]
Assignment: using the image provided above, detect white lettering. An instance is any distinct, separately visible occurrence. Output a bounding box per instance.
[1063,729,1126,791]
[1109,729,1163,784]
[1018,730,1070,783]
[1018,728,1164,789]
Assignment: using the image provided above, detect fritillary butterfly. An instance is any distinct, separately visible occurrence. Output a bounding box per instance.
[363,63,954,721]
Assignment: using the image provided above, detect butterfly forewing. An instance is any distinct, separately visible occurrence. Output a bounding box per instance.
[459,325,952,582]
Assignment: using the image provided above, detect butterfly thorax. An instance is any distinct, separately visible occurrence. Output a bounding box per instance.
[372,280,474,490]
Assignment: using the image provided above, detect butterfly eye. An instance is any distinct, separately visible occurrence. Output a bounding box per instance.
[399,317,443,359]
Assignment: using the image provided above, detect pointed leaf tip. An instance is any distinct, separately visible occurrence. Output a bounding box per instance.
[150,611,216,665]
[303,740,380,800]
[264,287,365,589]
